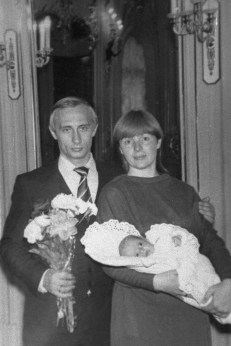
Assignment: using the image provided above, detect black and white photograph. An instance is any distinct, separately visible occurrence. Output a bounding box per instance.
[0,1,231,345]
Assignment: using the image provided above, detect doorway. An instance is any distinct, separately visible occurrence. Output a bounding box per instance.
[34,0,182,179]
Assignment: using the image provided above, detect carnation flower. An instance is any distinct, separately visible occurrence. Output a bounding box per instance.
[24,220,43,244]
[51,194,80,213]
[75,198,89,214]
[88,202,98,216]
[57,226,77,241]
[34,214,51,227]
[51,194,98,218]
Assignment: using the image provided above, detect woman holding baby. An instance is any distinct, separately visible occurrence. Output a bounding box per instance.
[96,109,231,346]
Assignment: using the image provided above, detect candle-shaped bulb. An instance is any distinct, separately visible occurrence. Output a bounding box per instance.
[171,0,178,13]
[44,16,51,50]
[33,22,38,52]
[39,19,45,51]
[108,7,114,14]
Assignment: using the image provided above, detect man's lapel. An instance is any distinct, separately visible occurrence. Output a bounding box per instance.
[44,161,72,196]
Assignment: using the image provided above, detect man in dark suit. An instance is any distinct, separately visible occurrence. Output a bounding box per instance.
[0,97,122,346]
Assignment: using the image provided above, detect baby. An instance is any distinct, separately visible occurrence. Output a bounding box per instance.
[119,234,182,257]
[81,219,231,324]
[118,233,218,304]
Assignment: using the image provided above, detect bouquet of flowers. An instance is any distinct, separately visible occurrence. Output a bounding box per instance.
[24,193,98,333]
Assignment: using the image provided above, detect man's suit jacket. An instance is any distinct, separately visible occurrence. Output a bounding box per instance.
[0,159,123,346]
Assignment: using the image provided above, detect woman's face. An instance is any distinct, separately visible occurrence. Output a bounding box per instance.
[119,133,161,177]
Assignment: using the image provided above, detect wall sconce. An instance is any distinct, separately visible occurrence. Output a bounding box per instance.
[0,43,6,67]
[105,7,123,62]
[168,0,220,84]
[86,1,99,52]
[34,16,53,68]
[0,29,20,100]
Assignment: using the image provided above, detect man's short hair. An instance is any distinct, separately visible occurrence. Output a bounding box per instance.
[49,96,98,131]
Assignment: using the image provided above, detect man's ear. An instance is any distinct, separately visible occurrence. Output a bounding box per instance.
[119,146,124,155]
[157,139,162,149]
[92,123,98,137]
[49,126,57,140]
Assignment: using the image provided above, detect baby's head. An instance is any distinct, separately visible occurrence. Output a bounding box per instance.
[119,235,154,257]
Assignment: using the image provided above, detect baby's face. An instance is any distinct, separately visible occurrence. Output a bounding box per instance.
[121,237,154,257]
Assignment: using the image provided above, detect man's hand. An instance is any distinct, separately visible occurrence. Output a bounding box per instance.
[198,196,215,224]
[30,244,61,267]
[202,279,231,318]
[153,270,185,297]
[43,269,76,298]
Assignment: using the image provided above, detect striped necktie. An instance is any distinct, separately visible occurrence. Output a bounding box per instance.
[74,166,92,203]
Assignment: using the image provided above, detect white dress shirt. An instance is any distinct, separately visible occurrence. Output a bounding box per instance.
[58,153,99,202]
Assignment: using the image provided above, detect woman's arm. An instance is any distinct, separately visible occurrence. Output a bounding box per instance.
[192,196,231,280]
[191,191,231,316]
[103,265,154,291]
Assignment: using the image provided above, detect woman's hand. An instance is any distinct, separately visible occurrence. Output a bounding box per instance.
[153,270,185,297]
[198,196,215,224]
[201,279,231,318]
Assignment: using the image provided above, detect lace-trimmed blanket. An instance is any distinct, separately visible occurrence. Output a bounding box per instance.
[81,220,231,324]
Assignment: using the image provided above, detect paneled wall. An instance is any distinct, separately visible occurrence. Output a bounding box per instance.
[179,1,231,343]
[0,0,40,345]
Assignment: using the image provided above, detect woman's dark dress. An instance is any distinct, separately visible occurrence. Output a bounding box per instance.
[97,174,231,346]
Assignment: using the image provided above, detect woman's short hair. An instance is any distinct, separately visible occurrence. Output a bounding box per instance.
[49,96,98,131]
[113,109,167,174]
[113,109,163,142]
